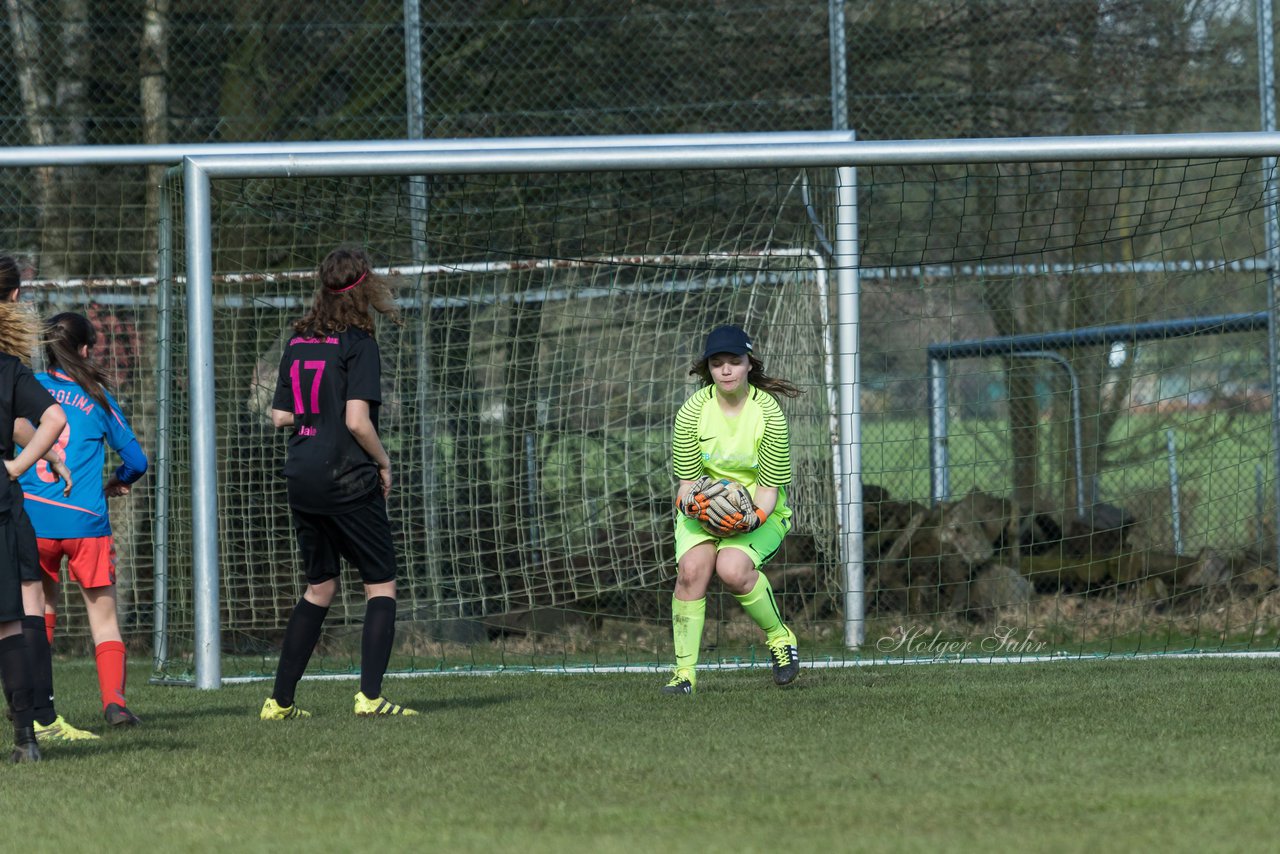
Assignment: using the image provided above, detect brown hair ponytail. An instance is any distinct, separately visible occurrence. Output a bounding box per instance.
[44,312,113,411]
[294,246,402,337]
[0,255,20,295]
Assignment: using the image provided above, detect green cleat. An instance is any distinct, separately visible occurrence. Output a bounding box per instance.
[34,715,100,742]
[768,629,800,687]
[260,698,311,721]
[354,691,418,716]
[659,670,696,696]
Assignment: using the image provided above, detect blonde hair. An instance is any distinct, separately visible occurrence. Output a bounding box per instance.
[0,302,39,365]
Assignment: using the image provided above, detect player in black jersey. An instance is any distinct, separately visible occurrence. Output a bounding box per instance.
[2,256,100,744]
[260,246,417,719]
[0,257,68,761]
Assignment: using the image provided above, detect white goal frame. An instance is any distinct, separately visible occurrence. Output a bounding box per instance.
[178,131,1280,688]
[177,131,864,688]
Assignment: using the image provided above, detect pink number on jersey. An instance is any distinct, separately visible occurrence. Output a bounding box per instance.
[35,423,72,483]
[289,359,328,415]
[305,360,326,412]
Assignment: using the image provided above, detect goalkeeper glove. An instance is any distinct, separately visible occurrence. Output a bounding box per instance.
[704,491,745,531]
[678,476,724,520]
[709,505,768,536]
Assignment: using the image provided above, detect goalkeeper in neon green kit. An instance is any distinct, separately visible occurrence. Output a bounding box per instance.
[666,324,802,695]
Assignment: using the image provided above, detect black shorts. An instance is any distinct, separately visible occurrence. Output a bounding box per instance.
[291,495,398,586]
[0,514,22,622]
[15,504,39,583]
[8,482,38,583]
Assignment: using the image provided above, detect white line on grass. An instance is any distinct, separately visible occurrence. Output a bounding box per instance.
[210,648,1280,685]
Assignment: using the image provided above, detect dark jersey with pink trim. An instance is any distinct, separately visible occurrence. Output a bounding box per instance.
[0,356,57,516]
[271,327,383,514]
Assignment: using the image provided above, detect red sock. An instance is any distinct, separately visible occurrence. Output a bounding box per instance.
[95,640,127,708]
[44,613,56,646]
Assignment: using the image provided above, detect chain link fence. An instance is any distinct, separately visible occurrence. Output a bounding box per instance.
[1,2,1264,146]
[0,0,1267,275]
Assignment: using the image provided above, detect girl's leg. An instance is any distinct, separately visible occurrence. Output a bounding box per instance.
[271,578,336,709]
[42,576,58,645]
[82,585,133,719]
[0,622,33,722]
[716,548,799,686]
[22,550,97,735]
[666,541,716,691]
[358,580,397,702]
[0,623,39,761]
[19,580,55,726]
[716,550,789,644]
[345,498,412,715]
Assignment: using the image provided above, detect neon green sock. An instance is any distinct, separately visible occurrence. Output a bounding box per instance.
[734,571,790,644]
[671,597,706,675]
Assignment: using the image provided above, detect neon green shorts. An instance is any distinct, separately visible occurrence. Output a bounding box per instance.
[673,513,790,568]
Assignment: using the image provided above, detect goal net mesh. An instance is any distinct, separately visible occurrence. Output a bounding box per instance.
[159,167,842,678]
[149,152,1280,680]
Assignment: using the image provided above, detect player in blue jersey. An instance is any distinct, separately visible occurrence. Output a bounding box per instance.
[19,312,148,728]
[260,245,417,719]
[0,255,68,763]
[666,325,803,695]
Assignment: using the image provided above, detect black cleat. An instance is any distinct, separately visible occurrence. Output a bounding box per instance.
[104,703,142,727]
[11,726,41,763]
[659,672,695,696]
[768,634,800,687]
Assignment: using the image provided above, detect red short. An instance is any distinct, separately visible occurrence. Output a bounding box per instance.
[37,536,117,589]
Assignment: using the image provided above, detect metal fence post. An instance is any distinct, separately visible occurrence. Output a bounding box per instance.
[1255,0,1280,580]
[835,163,863,649]
[182,157,221,689]
[152,175,174,674]
[828,0,849,131]
[404,0,428,261]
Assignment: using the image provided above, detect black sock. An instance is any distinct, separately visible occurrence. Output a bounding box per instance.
[272,598,328,708]
[22,616,55,726]
[359,596,397,699]
[0,633,35,729]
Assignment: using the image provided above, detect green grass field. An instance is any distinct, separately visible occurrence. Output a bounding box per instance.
[11,656,1275,852]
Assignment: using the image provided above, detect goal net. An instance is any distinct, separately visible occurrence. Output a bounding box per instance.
[157,164,843,680]
[857,155,1278,660]
[153,141,1280,683]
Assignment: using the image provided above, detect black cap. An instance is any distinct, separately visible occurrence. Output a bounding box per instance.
[701,325,753,360]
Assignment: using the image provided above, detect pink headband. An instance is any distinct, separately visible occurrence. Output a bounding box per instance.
[328,270,367,293]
